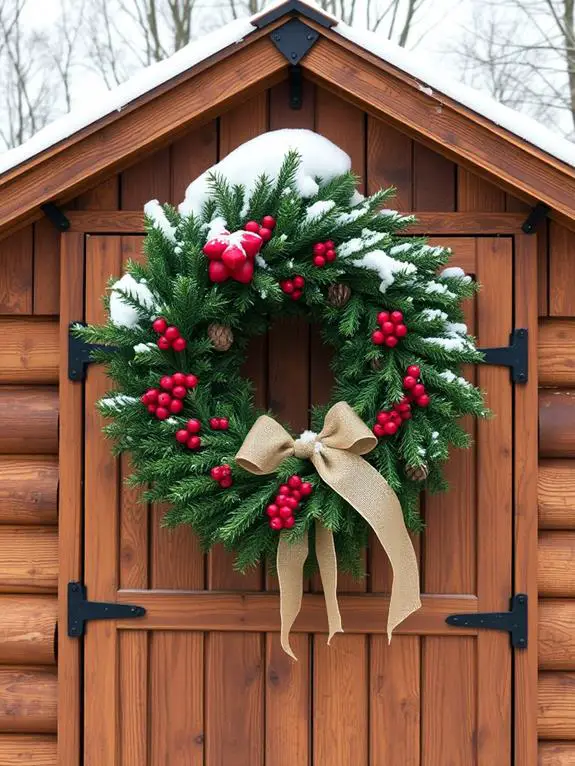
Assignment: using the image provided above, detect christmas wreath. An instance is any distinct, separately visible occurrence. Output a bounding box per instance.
[78,130,488,656]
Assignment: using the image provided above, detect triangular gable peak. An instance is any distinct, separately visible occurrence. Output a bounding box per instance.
[1,0,575,233]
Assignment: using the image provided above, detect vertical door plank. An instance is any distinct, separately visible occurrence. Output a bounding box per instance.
[119,631,149,766]
[84,235,122,766]
[549,223,575,316]
[367,118,413,211]
[121,149,171,207]
[75,176,120,210]
[413,144,456,212]
[58,232,85,766]
[457,168,505,211]
[476,238,513,765]
[170,121,218,204]
[33,220,60,315]
[0,227,33,314]
[150,632,204,765]
[314,635,368,766]
[538,221,549,318]
[370,636,420,766]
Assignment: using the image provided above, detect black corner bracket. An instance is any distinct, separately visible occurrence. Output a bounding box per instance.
[68,321,119,382]
[479,328,528,384]
[270,18,319,65]
[41,202,70,231]
[446,593,528,649]
[254,0,335,28]
[521,202,550,234]
[68,582,146,637]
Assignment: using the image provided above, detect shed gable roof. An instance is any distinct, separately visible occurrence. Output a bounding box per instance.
[1,0,575,233]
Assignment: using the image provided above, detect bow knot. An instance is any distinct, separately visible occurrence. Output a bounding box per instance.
[293,431,320,460]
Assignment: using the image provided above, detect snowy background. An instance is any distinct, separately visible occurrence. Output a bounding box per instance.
[0,0,573,153]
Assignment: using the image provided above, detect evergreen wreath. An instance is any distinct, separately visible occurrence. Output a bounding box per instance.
[78,143,488,579]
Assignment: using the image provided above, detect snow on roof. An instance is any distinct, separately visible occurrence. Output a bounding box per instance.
[1,0,574,177]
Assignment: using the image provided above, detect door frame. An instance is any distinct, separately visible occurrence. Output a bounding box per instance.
[57,212,538,766]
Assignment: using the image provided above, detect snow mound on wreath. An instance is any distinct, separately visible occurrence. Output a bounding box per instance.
[179,129,357,217]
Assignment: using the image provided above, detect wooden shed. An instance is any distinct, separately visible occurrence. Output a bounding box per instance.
[1,0,575,762]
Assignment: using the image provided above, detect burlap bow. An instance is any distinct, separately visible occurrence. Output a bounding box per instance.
[236,401,421,658]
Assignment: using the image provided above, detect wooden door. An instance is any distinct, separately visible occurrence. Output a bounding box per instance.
[71,232,519,765]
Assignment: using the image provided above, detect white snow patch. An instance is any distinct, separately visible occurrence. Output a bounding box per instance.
[353,249,416,293]
[421,308,448,322]
[439,370,472,388]
[109,274,157,328]
[336,206,369,225]
[424,281,456,298]
[100,394,138,410]
[390,243,412,255]
[179,130,352,217]
[417,446,427,456]
[425,337,473,352]
[133,342,157,354]
[418,84,433,97]
[440,266,465,278]
[350,191,365,206]
[206,216,228,239]
[446,322,468,337]
[305,200,336,221]
[144,200,177,242]
[296,430,324,453]
[255,255,268,270]
[338,229,386,258]
[431,431,439,441]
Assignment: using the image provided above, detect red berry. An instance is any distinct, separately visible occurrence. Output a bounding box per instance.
[270,517,283,531]
[398,402,411,413]
[279,484,290,495]
[165,326,180,341]
[390,411,402,424]
[187,435,201,450]
[186,374,198,389]
[221,465,231,477]
[172,337,187,352]
[158,393,172,407]
[377,411,390,425]
[377,311,390,325]
[160,375,174,390]
[407,365,421,378]
[152,317,167,334]
[412,383,426,398]
[288,475,302,489]
[384,421,398,435]
[259,227,273,242]
[218,417,229,430]
[276,494,289,506]
[279,506,292,519]
[313,242,326,256]
[291,290,302,301]
[187,418,201,433]
[147,404,157,414]
[382,321,395,335]
[211,466,224,480]
[401,410,412,420]
[146,388,159,402]
[176,429,189,443]
[141,393,150,405]
[156,407,169,420]
[395,324,408,338]
[390,311,404,323]
[157,336,171,350]
[291,490,301,502]
[172,372,186,386]
[266,504,280,518]
[324,240,335,250]
[169,399,184,414]
[385,336,398,348]
[325,249,337,262]
[283,516,295,529]
[209,417,220,430]
[245,220,260,233]
[403,376,417,389]
[208,260,230,283]
[285,496,299,510]
[373,423,386,437]
[313,255,326,267]
[293,276,305,289]
[372,330,385,345]
[261,215,276,229]
[173,385,187,399]
[300,482,313,496]
[281,280,294,294]
[219,475,233,488]
[417,394,430,408]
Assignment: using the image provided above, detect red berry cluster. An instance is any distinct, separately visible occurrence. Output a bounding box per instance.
[175,418,203,450]
[209,417,229,430]
[266,475,313,531]
[312,240,336,268]
[141,372,198,420]
[244,214,276,243]
[280,275,305,301]
[402,365,430,408]
[210,463,233,488]
[372,310,408,348]
[152,318,187,352]
[373,397,412,437]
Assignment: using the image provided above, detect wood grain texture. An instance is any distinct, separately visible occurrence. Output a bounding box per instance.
[0,735,56,764]
[538,672,575,739]
[413,143,456,211]
[539,460,575,529]
[119,631,148,766]
[550,223,575,317]
[538,742,575,765]
[0,527,57,594]
[367,118,412,210]
[0,388,58,455]
[457,168,505,211]
[0,319,58,383]
[0,457,58,525]
[538,220,549,318]
[75,176,119,209]
[539,319,575,386]
[539,599,575,670]
[0,228,32,314]
[539,391,575,458]
[539,532,575,597]
[0,596,56,665]
[0,667,57,733]
[32,219,60,315]
[169,121,218,203]
[121,148,170,208]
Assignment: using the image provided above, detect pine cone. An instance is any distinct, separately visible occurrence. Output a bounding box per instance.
[406,464,429,482]
[327,283,351,308]
[208,323,234,351]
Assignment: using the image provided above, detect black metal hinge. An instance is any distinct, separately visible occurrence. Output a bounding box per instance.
[68,321,118,382]
[446,593,528,649]
[479,328,528,384]
[41,202,70,231]
[522,202,550,234]
[67,581,146,637]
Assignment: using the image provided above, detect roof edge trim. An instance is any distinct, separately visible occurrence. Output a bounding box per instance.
[254,0,336,29]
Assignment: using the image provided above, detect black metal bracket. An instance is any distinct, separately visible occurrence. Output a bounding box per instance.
[446,593,528,649]
[521,202,550,234]
[270,18,319,65]
[68,581,146,637]
[41,202,70,232]
[254,0,335,28]
[68,321,118,382]
[288,65,303,109]
[479,328,528,384]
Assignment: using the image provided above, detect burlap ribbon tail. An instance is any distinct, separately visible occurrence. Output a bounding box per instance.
[236,401,421,659]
